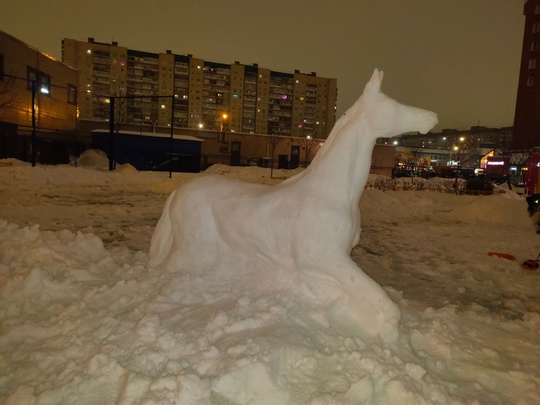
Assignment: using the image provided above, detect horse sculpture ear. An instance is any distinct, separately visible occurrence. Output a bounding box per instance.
[364,68,383,94]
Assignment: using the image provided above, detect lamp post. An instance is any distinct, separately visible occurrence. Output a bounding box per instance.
[220,113,228,132]
[219,113,228,144]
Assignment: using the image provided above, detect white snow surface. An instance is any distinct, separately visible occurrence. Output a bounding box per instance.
[0,152,539,405]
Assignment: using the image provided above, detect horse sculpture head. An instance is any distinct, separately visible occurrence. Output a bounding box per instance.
[343,69,438,138]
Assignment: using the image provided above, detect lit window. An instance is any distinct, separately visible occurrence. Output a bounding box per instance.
[527,76,535,87]
[533,21,540,33]
[27,67,51,95]
[530,59,537,69]
[536,4,540,14]
[39,74,50,94]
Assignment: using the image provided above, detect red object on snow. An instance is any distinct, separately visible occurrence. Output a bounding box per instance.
[522,260,539,270]
[487,252,515,260]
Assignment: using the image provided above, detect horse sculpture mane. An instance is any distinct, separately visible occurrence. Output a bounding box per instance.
[149,69,438,343]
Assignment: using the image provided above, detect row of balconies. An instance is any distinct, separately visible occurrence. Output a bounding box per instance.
[203,78,230,89]
[173,110,188,117]
[269,82,293,90]
[204,73,229,81]
[174,74,189,82]
[174,67,189,75]
[93,64,110,73]
[125,88,154,96]
[92,71,110,83]
[202,104,217,111]
[92,77,109,85]
[91,84,109,94]
[129,64,159,73]
[270,111,292,118]
[93,56,110,64]
[142,57,158,64]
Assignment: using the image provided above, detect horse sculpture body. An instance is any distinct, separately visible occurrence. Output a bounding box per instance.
[149,69,438,342]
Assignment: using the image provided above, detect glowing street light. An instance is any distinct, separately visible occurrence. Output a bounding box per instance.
[220,113,228,132]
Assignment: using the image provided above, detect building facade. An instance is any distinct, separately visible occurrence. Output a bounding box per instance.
[0,30,78,132]
[513,0,540,150]
[388,126,513,171]
[62,38,337,139]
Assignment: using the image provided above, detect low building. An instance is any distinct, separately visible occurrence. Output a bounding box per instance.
[0,30,79,163]
[0,30,78,132]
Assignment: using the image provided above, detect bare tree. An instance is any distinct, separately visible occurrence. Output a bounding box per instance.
[97,83,132,133]
[449,136,478,192]
[268,133,286,178]
[510,149,530,186]
[0,51,22,111]
[298,135,320,167]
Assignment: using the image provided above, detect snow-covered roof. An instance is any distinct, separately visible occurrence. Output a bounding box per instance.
[91,129,204,142]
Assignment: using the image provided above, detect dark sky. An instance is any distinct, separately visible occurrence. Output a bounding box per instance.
[1,0,525,131]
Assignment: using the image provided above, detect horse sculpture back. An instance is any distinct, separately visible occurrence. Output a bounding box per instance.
[149,69,438,343]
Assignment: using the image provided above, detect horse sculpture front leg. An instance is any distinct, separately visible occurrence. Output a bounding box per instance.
[298,256,401,343]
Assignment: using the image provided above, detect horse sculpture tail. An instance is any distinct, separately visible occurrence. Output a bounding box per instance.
[148,189,177,268]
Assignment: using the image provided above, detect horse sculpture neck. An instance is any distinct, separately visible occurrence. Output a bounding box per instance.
[292,112,375,207]
[284,69,438,209]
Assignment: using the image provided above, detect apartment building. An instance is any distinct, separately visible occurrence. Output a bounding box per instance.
[62,38,337,138]
[513,0,540,149]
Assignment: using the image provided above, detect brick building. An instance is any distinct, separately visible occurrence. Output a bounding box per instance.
[513,0,540,150]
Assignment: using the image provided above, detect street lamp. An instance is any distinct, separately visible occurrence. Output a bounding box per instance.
[220,113,228,132]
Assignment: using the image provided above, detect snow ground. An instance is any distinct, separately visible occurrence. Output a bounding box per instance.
[0,152,539,405]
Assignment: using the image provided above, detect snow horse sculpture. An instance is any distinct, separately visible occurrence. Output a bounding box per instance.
[149,69,438,343]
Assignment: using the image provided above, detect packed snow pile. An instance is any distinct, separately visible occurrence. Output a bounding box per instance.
[1,72,539,403]
[0,159,539,404]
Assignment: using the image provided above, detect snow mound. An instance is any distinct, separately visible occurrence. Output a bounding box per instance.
[1,162,539,404]
[76,149,109,169]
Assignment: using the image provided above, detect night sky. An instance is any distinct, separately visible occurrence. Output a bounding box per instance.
[1,0,525,131]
